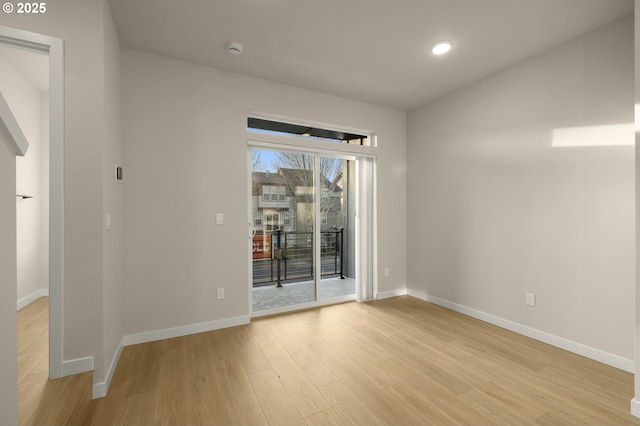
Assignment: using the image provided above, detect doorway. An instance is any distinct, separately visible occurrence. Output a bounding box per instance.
[1,44,51,416]
[250,147,358,313]
[247,127,376,317]
[0,26,65,379]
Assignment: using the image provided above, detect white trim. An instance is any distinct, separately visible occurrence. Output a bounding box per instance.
[408,289,634,373]
[248,148,254,316]
[16,288,49,310]
[48,37,64,380]
[631,398,640,418]
[0,25,65,380]
[92,337,124,399]
[375,288,408,300]
[0,91,29,156]
[247,133,377,158]
[314,155,321,302]
[62,356,94,376]
[0,26,57,51]
[123,315,250,347]
[358,157,376,302]
[371,159,378,299]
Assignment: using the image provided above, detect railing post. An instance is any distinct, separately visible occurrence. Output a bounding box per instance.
[270,233,274,282]
[310,231,314,277]
[340,228,345,279]
[334,231,338,274]
[276,229,282,287]
[283,232,287,281]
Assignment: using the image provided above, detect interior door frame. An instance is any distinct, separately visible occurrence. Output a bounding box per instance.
[0,25,65,379]
[247,130,376,317]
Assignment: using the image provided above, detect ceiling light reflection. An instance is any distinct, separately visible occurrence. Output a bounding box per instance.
[431,41,453,55]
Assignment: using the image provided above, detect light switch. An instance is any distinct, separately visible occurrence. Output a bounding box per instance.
[106,213,112,230]
[216,213,224,225]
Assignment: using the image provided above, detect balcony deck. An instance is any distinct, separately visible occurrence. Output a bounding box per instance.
[253,277,355,312]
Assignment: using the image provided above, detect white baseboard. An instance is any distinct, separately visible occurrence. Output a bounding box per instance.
[376,288,407,300]
[407,289,634,373]
[62,356,94,376]
[631,398,640,418]
[123,315,250,346]
[93,337,124,399]
[17,288,49,310]
[91,315,250,399]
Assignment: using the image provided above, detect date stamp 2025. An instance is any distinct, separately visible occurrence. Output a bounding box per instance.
[3,2,47,14]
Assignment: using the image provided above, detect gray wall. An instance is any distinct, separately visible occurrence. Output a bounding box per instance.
[0,0,125,388]
[407,16,634,361]
[122,48,407,335]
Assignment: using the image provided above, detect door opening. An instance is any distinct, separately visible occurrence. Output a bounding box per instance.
[2,43,51,383]
[249,142,373,316]
[0,26,65,380]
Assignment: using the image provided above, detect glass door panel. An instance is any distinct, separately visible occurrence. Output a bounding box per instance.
[251,148,316,312]
[319,157,355,300]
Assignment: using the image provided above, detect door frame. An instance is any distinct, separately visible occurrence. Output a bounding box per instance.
[247,130,376,317]
[0,25,65,379]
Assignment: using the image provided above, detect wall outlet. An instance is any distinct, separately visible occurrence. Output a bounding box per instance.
[217,288,225,300]
[525,292,536,306]
[384,267,390,277]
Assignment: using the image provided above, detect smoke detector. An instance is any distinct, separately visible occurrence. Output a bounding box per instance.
[226,42,243,55]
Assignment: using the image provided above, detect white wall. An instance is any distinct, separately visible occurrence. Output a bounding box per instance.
[122,49,407,336]
[0,53,49,304]
[100,1,124,385]
[407,16,634,363]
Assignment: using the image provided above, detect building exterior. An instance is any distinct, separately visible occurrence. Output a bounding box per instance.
[251,167,344,259]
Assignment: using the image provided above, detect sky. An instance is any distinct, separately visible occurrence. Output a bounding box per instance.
[252,149,278,172]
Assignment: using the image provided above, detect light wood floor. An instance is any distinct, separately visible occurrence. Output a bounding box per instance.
[86,296,640,425]
[18,297,92,425]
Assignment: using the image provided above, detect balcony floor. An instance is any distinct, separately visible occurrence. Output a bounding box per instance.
[253,277,355,312]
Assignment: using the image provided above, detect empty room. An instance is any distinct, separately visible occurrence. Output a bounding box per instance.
[1,0,640,424]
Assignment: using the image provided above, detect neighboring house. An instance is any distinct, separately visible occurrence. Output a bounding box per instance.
[251,167,344,258]
[252,168,343,235]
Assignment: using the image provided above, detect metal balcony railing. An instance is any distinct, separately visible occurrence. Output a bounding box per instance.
[252,229,344,287]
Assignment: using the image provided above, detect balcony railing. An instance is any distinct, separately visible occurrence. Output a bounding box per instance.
[252,229,344,287]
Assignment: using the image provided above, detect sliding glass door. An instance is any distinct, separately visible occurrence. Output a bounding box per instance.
[250,148,356,314]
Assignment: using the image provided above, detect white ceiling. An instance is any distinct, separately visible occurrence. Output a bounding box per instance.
[110,0,631,111]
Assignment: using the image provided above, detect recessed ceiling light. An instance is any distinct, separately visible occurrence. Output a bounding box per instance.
[226,41,243,55]
[431,41,453,55]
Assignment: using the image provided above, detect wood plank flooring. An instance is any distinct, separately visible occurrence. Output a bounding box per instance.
[86,296,640,425]
[18,297,93,426]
